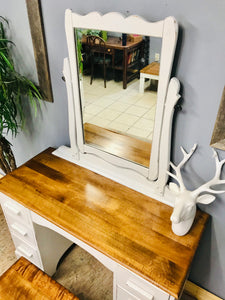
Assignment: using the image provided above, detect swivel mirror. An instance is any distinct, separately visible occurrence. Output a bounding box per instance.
[76,28,161,168]
[57,10,180,198]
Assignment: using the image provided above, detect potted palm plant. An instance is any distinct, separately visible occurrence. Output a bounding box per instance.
[0,17,42,174]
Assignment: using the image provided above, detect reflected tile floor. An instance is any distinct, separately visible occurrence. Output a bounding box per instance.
[82,76,157,141]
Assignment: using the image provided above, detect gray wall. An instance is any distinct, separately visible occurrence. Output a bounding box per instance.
[149,37,162,63]
[2,0,225,297]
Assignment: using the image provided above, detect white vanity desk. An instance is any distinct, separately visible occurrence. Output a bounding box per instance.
[0,10,209,300]
[0,148,208,300]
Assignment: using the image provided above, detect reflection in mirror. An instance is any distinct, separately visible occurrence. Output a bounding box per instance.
[75,28,162,167]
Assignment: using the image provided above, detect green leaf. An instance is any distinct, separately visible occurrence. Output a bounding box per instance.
[0,16,43,137]
[0,52,14,70]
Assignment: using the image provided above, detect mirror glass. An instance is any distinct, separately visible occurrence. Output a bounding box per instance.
[75,28,162,167]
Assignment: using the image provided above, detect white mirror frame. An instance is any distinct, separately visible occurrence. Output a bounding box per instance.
[54,10,181,204]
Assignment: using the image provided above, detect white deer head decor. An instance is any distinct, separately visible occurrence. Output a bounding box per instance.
[168,144,225,236]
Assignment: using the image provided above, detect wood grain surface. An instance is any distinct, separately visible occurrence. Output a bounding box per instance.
[0,148,209,299]
[140,62,160,75]
[84,123,151,167]
[184,281,223,300]
[0,257,79,299]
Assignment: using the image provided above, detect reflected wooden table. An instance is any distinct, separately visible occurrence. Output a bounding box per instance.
[82,36,144,89]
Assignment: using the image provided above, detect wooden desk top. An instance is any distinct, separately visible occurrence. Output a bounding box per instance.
[0,148,209,299]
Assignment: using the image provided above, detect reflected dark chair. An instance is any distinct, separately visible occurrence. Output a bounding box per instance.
[86,35,112,88]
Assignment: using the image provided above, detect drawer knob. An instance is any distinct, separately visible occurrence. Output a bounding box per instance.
[16,246,33,258]
[126,280,154,300]
[4,202,21,215]
[11,223,28,236]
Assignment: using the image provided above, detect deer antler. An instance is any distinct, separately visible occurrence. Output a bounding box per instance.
[192,149,225,198]
[167,144,197,192]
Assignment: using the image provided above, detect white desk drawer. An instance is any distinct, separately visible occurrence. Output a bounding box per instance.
[7,218,36,246]
[116,265,169,300]
[117,284,154,300]
[117,285,141,300]
[2,198,30,225]
[12,234,42,268]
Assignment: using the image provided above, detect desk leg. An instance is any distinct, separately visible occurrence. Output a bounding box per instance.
[112,49,115,81]
[123,49,128,89]
[33,223,73,276]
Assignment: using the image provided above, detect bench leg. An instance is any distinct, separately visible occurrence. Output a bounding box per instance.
[139,75,145,93]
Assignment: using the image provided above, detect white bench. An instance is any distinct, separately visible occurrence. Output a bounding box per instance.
[139,62,160,93]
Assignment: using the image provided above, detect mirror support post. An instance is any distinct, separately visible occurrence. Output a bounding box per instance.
[148,17,178,181]
[63,58,79,157]
[65,9,85,153]
[155,77,181,194]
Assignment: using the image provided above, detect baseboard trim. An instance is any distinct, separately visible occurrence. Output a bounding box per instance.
[184,281,223,300]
